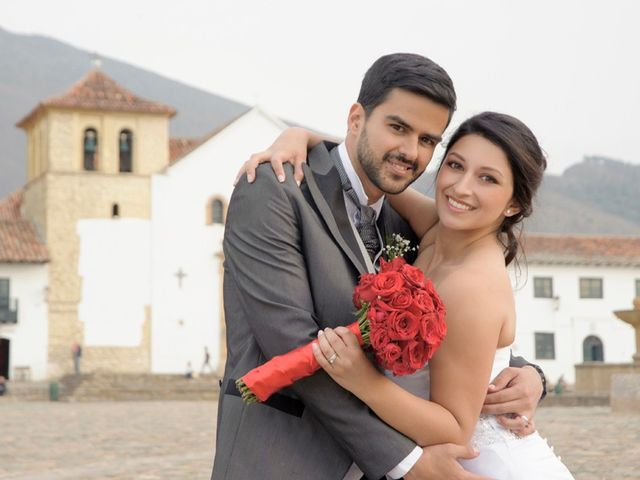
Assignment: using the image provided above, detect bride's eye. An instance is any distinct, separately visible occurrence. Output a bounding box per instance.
[446,160,462,170]
[480,174,498,184]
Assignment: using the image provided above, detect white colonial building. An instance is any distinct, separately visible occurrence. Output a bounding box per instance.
[149,107,286,374]
[510,235,639,384]
[0,191,50,381]
[0,68,286,380]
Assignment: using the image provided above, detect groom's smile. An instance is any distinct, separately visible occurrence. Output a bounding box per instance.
[383,152,417,177]
[346,88,450,202]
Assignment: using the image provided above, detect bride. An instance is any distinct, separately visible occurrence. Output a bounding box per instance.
[239,112,574,479]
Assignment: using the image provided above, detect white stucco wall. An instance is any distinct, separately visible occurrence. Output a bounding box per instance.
[512,264,637,384]
[150,108,286,373]
[77,218,151,346]
[0,263,49,380]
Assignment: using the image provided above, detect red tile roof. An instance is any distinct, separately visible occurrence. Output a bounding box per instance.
[167,111,249,165]
[0,191,49,263]
[169,137,203,164]
[523,234,640,267]
[17,69,176,128]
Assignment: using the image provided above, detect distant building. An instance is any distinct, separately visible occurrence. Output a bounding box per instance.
[149,107,286,374]
[0,69,285,380]
[0,191,49,380]
[511,235,639,384]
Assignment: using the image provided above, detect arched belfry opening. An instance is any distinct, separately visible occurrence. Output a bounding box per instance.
[83,128,98,171]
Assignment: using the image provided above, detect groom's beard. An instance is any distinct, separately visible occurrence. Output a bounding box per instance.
[356,128,421,195]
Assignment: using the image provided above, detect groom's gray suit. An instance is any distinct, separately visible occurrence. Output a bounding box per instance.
[212,142,420,480]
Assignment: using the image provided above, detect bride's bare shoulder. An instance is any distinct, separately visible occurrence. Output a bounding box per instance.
[437,257,514,317]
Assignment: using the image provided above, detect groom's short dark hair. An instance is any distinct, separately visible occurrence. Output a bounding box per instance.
[358,53,457,124]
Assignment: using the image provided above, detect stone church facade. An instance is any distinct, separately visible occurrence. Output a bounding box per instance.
[0,69,286,380]
[16,69,175,377]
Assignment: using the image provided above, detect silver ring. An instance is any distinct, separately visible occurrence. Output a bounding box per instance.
[328,353,338,365]
[521,415,529,425]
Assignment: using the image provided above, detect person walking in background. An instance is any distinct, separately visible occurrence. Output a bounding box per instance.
[200,346,213,375]
[71,342,82,374]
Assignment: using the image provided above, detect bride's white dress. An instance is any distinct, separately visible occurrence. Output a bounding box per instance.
[386,346,574,479]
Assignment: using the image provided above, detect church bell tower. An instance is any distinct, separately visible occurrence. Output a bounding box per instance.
[17,69,175,377]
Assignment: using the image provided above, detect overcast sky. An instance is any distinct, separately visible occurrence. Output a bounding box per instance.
[2,0,639,173]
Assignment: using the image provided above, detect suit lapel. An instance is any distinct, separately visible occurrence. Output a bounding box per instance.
[377,201,392,248]
[304,143,367,275]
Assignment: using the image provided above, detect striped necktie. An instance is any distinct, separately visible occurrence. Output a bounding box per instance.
[331,153,381,261]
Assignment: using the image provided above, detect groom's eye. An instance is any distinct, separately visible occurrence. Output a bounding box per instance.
[420,136,436,147]
[390,124,405,132]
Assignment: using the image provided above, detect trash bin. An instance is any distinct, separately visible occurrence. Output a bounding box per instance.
[49,381,59,401]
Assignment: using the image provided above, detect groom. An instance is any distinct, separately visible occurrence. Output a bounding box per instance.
[213,53,544,480]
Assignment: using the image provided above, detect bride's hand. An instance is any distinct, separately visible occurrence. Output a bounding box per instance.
[312,327,380,395]
[233,127,313,187]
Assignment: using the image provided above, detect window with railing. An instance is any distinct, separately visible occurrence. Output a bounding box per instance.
[0,279,17,324]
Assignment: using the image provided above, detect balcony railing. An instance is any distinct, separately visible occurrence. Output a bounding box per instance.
[0,298,18,324]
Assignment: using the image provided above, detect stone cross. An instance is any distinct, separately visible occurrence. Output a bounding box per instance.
[175,268,187,289]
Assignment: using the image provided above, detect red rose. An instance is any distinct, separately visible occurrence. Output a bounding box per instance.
[379,343,402,368]
[372,271,406,298]
[369,323,391,350]
[372,298,396,313]
[389,288,413,310]
[420,312,447,345]
[367,305,386,330]
[379,257,406,273]
[354,273,377,307]
[388,311,421,341]
[400,264,426,288]
[406,340,428,371]
[366,304,377,322]
[409,290,435,314]
[391,352,414,376]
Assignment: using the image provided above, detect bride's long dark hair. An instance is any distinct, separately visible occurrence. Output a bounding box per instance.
[438,112,547,266]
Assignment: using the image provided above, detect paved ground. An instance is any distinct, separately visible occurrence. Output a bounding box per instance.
[0,401,638,480]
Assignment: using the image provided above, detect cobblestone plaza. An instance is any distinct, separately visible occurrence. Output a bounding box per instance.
[0,402,638,479]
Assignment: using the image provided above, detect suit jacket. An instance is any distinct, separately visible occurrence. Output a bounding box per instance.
[212,143,420,479]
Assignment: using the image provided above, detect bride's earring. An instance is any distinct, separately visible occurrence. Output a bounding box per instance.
[505,209,512,216]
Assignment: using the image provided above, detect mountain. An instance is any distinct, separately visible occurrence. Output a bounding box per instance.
[0,26,249,197]
[1,26,639,236]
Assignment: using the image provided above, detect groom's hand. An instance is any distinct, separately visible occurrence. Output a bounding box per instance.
[404,444,493,480]
[481,365,542,434]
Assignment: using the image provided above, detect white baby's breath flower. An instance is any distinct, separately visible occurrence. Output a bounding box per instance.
[383,233,416,261]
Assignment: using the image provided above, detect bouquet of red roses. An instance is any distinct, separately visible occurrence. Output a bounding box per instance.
[236,256,447,403]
